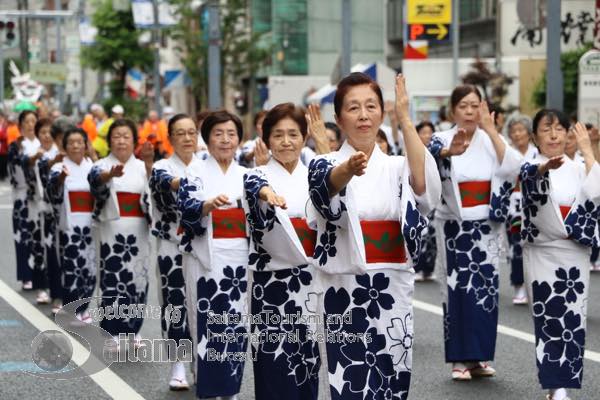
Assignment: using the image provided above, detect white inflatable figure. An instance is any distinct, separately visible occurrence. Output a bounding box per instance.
[10,61,44,102]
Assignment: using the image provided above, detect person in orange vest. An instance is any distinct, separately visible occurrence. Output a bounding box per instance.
[139,110,172,159]
[81,113,98,143]
[6,114,20,146]
[0,111,7,180]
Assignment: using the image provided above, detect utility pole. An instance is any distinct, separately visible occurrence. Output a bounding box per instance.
[152,0,162,116]
[452,0,459,85]
[207,0,221,109]
[546,0,563,109]
[55,0,64,111]
[341,0,351,77]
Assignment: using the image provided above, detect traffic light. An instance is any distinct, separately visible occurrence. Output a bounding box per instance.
[0,20,16,43]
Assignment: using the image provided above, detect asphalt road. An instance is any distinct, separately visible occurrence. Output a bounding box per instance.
[1,180,599,400]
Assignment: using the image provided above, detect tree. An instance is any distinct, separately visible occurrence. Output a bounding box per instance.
[532,43,593,115]
[462,59,515,108]
[169,0,271,110]
[81,0,153,120]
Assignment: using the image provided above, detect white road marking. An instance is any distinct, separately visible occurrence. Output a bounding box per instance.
[413,299,600,363]
[0,278,145,399]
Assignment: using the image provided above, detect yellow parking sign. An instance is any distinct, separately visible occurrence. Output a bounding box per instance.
[407,0,452,25]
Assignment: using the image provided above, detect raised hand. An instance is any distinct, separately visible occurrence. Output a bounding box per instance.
[53,152,65,164]
[448,128,470,156]
[479,101,497,135]
[572,122,592,154]
[259,186,287,209]
[140,141,155,163]
[306,103,329,154]
[394,74,410,121]
[254,138,270,166]
[109,164,125,178]
[538,155,564,176]
[346,151,368,176]
[58,164,69,183]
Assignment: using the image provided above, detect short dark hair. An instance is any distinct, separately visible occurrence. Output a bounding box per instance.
[34,118,52,137]
[168,113,196,136]
[200,110,243,144]
[262,103,307,148]
[334,72,384,117]
[107,118,139,148]
[325,121,341,141]
[416,120,435,134]
[18,110,37,127]
[376,129,391,154]
[62,127,89,151]
[450,85,482,111]
[532,109,570,135]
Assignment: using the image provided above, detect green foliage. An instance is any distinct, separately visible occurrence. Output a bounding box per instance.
[532,43,593,114]
[462,59,515,108]
[169,0,271,110]
[103,96,148,123]
[81,0,153,99]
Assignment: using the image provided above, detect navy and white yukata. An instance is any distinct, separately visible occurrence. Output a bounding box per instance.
[177,156,248,399]
[243,158,321,400]
[47,157,96,311]
[506,144,538,288]
[149,154,202,345]
[429,127,522,363]
[30,145,60,293]
[8,137,40,284]
[88,154,151,336]
[520,156,600,389]
[308,141,441,400]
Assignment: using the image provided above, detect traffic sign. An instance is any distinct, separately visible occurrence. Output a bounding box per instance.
[578,49,600,126]
[407,0,452,25]
[409,23,450,42]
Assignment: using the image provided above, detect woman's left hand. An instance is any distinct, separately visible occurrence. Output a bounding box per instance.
[573,122,593,155]
[479,101,497,135]
[394,74,410,121]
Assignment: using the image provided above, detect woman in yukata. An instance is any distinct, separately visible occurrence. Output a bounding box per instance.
[47,128,95,322]
[149,113,202,391]
[88,118,153,348]
[242,102,329,400]
[29,118,59,305]
[307,72,441,399]
[520,110,600,400]
[8,110,40,291]
[177,110,248,400]
[428,84,522,380]
[505,114,538,305]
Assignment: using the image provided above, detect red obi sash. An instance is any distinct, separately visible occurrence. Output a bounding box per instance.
[459,180,491,207]
[212,208,246,239]
[69,191,94,213]
[559,205,571,221]
[116,192,144,218]
[361,220,406,264]
[513,177,521,193]
[290,218,317,257]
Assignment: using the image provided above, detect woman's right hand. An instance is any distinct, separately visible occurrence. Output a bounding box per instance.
[446,128,470,157]
[538,156,564,176]
[109,164,125,178]
[345,152,368,176]
[205,194,231,213]
[259,186,287,209]
[58,165,69,183]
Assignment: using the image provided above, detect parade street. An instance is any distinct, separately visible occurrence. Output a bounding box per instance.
[1,180,599,400]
